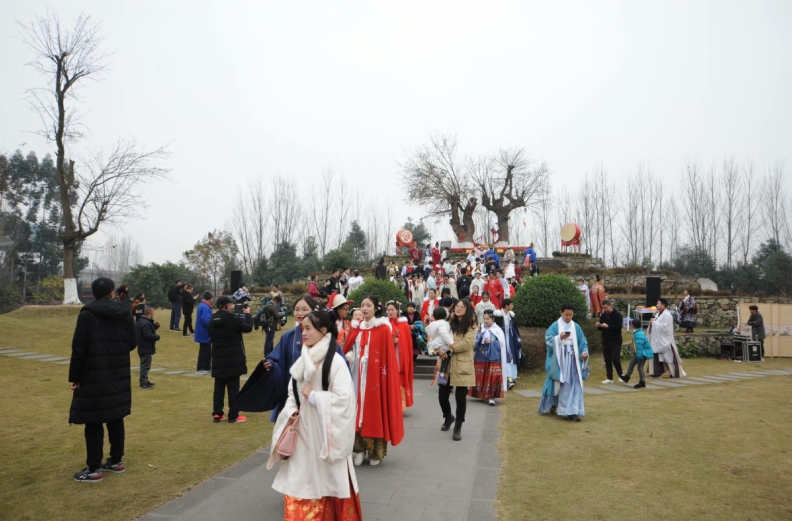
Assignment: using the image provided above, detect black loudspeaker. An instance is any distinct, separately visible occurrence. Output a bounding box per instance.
[646,277,661,308]
[230,270,243,292]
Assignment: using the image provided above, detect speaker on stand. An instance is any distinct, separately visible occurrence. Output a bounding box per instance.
[646,277,661,308]
[230,270,243,295]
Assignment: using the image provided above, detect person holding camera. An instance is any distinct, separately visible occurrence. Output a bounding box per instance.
[208,296,253,423]
[263,295,286,356]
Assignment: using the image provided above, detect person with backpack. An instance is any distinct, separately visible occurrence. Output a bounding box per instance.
[263,295,286,356]
[68,277,137,482]
[168,279,185,331]
[208,296,253,423]
[266,310,362,519]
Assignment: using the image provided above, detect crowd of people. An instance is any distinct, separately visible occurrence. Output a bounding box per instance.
[64,241,718,520]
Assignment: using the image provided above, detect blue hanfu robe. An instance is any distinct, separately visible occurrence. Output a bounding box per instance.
[494,310,523,381]
[523,247,537,266]
[235,326,347,421]
[538,319,588,417]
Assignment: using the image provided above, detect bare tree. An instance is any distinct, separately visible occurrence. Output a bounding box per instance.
[312,169,335,257]
[270,174,299,247]
[535,178,553,257]
[400,134,477,243]
[574,174,596,255]
[681,159,711,255]
[101,232,142,276]
[738,158,758,264]
[19,11,168,303]
[720,156,741,269]
[475,148,549,244]
[762,161,789,246]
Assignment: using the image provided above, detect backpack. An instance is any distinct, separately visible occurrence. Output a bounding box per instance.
[167,284,177,302]
[292,349,335,409]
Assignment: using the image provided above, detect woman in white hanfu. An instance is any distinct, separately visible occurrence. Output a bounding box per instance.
[268,311,362,521]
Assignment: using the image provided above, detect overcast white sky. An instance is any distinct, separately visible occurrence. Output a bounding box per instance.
[1,0,790,264]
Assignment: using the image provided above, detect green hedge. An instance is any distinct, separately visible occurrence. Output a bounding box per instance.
[512,274,588,328]
[347,279,408,309]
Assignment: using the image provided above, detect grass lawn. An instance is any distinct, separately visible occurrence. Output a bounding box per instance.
[500,358,792,520]
[0,306,290,521]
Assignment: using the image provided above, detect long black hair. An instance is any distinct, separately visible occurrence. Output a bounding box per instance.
[294,295,322,312]
[362,295,384,318]
[449,298,476,336]
[303,310,338,339]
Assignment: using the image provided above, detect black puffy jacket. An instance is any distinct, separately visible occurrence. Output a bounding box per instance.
[68,297,137,424]
[208,310,253,378]
[136,316,161,355]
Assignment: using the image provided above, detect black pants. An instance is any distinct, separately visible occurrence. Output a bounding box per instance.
[84,418,125,471]
[139,353,152,383]
[624,354,647,382]
[438,384,468,423]
[602,345,623,380]
[183,312,194,335]
[197,343,212,371]
[213,376,240,420]
[264,329,276,356]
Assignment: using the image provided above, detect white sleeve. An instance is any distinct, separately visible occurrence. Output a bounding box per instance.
[311,355,356,463]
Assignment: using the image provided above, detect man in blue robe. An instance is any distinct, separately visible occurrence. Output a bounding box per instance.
[523,244,537,275]
[494,299,523,390]
[538,303,589,421]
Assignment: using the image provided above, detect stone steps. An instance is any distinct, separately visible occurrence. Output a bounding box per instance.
[414,355,436,380]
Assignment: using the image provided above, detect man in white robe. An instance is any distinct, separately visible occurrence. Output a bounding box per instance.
[649,298,686,378]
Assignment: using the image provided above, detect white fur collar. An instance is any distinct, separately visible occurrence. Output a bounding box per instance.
[360,316,392,331]
[290,333,332,383]
[350,319,360,328]
[397,316,408,323]
[493,310,515,318]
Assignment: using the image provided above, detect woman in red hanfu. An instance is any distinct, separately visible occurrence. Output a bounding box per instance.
[386,301,414,411]
[350,296,404,467]
[421,289,441,323]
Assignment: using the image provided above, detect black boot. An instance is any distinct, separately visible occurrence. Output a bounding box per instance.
[441,415,455,432]
[452,420,462,441]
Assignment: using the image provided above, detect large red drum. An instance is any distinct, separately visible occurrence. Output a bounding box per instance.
[396,229,414,244]
[560,223,581,244]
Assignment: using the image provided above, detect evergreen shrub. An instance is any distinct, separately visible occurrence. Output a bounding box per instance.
[512,274,588,329]
[347,279,408,310]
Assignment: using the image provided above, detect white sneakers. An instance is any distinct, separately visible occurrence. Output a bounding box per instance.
[601,379,613,384]
[488,399,496,406]
[353,452,364,467]
[369,459,381,466]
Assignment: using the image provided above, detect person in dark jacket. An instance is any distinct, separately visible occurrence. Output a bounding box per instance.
[117,283,131,310]
[194,291,214,374]
[135,306,161,389]
[457,268,472,300]
[133,294,146,322]
[168,279,185,331]
[595,300,625,384]
[375,257,387,280]
[747,305,766,357]
[68,277,137,483]
[208,296,253,423]
[181,284,198,337]
[263,295,285,356]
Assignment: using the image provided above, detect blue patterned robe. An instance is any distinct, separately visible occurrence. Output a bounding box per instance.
[538,319,588,417]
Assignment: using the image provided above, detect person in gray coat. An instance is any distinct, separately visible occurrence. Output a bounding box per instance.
[747,305,765,356]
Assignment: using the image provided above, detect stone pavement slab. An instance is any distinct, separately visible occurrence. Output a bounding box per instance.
[0,349,21,354]
[165,370,187,375]
[686,376,726,383]
[583,387,611,395]
[673,379,705,385]
[598,385,635,392]
[646,380,687,388]
[37,356,69,362]
[148,368,165,372]
[19,354,55,359]
[728,372,765,377]
[6,352,36,357]
[143,379,499,521]
[55,360,71,364]
[713,374,753,379]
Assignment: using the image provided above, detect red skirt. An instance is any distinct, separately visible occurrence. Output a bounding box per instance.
[284,475,362,521]
[468,361,504,400]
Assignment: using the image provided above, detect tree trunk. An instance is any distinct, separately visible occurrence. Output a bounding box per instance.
[495,212,510,244]
[62,241,81,304]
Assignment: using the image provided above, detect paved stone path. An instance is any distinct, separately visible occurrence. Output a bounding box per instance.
[133,378,499,521]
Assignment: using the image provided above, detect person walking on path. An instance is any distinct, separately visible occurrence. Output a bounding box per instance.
[168,279,184,331]
[208,296,253,423]
[475,291,496,326]
[267,311,362,520]
[263,295,286,356]
[621,319,654,388]
[181,284,198,337]
[436,299,477,441]
[538,303,589,422]
[194,291,214,374]
[747,305,766,357]
[648,298,687,378]
[69,277,137,482]
[386,302,414,411]
[135,306,161,389]
[351,296,404,467]
[595,300,625,384]
[469,309,507,406]
[494,299,522,390]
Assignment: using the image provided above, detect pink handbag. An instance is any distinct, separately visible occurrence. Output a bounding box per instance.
[275,411,300,457]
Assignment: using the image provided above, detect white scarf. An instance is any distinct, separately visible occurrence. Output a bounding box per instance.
[290,333,332,383]
[554,317,583,389]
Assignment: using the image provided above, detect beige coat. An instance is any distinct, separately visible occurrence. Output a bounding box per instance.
[435,325,477,387]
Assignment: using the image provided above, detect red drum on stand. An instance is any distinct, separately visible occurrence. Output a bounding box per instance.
[560,223,582,253]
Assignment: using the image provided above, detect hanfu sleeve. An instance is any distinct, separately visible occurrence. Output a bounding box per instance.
[576,323,589,359]
[544,324,560,381]
[310,354,356,463]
